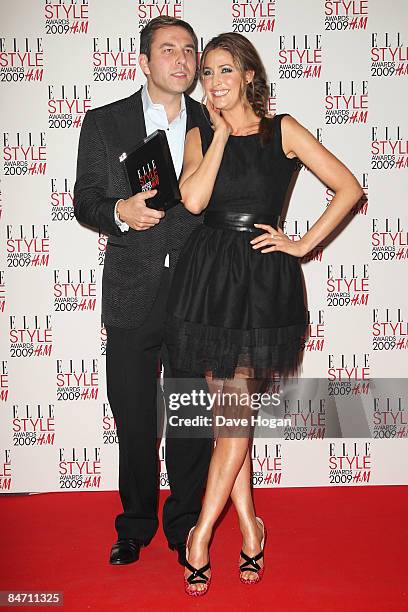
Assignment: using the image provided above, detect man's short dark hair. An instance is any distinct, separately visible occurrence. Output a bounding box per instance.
[139,16,198,59]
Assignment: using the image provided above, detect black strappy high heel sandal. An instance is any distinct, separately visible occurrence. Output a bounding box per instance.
[184,526,212,596]
[239,517,266,584]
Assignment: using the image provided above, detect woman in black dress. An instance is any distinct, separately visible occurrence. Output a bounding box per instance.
[165,33,363,595]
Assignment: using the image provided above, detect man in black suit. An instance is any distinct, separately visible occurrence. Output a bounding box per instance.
[74,17,212,566]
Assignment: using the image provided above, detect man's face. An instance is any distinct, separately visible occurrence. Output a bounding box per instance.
[139,25,196,96]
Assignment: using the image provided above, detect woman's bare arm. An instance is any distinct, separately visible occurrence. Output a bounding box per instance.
[180,100,232,214]
[179,126,230,214]
[252,115,364,256]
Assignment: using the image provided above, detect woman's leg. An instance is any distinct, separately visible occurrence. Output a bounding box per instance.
[185,373,260,592]
[230,448,264,580]
[185,437,250,591]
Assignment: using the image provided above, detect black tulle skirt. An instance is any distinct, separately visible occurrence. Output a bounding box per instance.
[165,224,308,379]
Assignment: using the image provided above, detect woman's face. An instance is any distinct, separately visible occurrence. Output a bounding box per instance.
[201,48,251,111]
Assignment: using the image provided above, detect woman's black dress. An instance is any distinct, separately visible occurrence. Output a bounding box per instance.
[165,114,308,379]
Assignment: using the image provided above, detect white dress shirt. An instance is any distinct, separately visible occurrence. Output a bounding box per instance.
[114,83,187,267]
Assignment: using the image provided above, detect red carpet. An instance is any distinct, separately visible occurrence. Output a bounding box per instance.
[2,487,407,611]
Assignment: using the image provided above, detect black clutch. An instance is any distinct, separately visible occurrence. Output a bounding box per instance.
[119,129,181,211]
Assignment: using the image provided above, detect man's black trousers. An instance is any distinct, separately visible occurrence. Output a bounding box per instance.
[106,267,213,546]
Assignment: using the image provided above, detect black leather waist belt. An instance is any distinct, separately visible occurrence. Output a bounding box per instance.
[203,211,280,233]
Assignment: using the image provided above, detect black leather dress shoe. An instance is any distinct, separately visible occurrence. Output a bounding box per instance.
[169,543,186,566]
[109,539,142,565]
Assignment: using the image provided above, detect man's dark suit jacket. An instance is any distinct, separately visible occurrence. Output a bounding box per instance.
[74,87,206,328]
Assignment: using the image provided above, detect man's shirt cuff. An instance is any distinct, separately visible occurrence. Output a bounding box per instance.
[114,199,129,232]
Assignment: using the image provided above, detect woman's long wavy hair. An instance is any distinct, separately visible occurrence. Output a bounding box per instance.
[199,32,275,144]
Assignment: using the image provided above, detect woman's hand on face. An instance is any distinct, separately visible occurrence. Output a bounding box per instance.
[205,98,232,139]
[250,225,308,257]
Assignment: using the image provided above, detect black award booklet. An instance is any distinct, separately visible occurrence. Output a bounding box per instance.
[119,129,181,211]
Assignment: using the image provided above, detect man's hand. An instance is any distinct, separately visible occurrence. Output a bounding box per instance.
[117,190,164,231]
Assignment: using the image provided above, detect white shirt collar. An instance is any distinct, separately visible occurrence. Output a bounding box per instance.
[141,83,186,124]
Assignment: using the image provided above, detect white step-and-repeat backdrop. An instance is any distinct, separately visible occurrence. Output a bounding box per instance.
[1,0,407,494]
